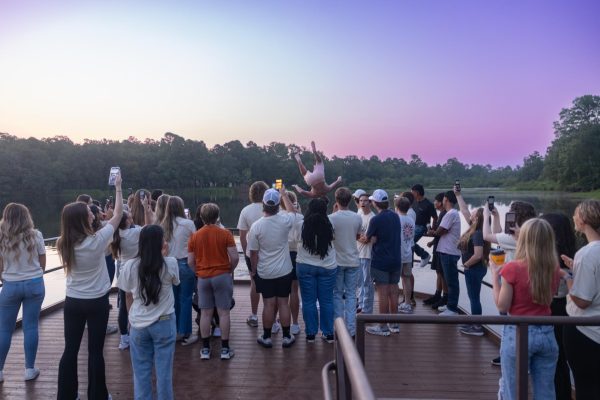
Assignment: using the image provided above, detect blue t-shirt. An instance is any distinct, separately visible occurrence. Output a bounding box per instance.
[366,209,402,272]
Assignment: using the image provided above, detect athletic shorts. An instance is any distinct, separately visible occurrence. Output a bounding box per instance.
[290,251,298,280]
[370,266,401,285]
[197,273,234,309]
[255,271,293,299]
[401,262,413,277]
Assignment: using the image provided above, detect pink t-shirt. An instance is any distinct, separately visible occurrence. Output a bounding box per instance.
[499,260,560,316]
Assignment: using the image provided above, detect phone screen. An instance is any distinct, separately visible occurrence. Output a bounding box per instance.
[108,167,120,186]
[487,196,495,211]
[505,212,516,234]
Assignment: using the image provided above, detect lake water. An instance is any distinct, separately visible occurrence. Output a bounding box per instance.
[2,188,586,329]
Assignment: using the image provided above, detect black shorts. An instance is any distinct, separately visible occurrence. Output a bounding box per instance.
[431,249,444,276]
[255,271,293,299]
[290,251,298,280]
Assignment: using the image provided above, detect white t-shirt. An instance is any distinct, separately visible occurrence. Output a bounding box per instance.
[237,203,263,231]
[166,217,195,259]
[247,213,294,279]
[0,230,45,281]
[495,233,517,262]
[118,256,180,329]
[66,224,114,299]
[407,208,416,222]
[436,209,461,256]
[566,241,600,344]
[119,226,142,263]
[357,211,374,259]
[399,214,415,264]
[279,211,303,252]
[329,210,362,267]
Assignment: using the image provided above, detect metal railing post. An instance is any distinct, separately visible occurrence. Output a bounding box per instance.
[356,318,365,364]
[516,323,529,400]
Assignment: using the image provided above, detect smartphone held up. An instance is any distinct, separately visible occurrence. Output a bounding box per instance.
[504,211,516,234]
[108,167,120,186]
[487,196,495,211]
[454,179,461,192]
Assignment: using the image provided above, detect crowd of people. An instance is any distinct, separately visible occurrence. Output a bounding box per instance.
[0,166,599,399]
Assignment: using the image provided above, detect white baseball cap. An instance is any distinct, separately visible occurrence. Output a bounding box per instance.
[353,189,367,198]
[263,189,281,206]
[369,189,388,203]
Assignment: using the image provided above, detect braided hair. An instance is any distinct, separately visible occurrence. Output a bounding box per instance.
[301,198,334,259]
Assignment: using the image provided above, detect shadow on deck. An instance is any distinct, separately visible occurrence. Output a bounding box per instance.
[0,283,501,399]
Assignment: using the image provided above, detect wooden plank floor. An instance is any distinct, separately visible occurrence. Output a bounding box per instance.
[0,283,502,399]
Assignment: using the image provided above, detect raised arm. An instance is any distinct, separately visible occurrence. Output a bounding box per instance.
[106,172,124,231]
[483,207,499,244]
[455,189,471,223]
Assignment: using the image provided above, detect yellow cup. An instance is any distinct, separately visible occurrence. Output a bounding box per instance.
[490,250,506,265]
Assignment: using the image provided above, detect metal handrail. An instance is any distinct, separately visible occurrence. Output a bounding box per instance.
[355,313,600,400]
[322,318,376,400]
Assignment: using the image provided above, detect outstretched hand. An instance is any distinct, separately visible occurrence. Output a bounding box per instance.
[560,254,574,269]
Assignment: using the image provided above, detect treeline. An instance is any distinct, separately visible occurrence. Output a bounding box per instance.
[0,95,598,197]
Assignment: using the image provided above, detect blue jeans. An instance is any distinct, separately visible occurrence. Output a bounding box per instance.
[173,259,196,336]
[333,266,361,336]
[413,225,428,259]
[0,277,45,369]
[130,314,176,400]
[464,264,487,315]
[499,324,558,400]
[296,263,337,336]
[357,258,374,314]
[439,252,460,312]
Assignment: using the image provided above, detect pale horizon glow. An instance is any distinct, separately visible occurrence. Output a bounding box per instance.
[1,0,599,166]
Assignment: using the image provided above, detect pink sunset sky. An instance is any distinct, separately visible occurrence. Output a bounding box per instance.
[0,0,599,166]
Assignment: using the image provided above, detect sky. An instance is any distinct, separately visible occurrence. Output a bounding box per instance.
[1,0,599,167]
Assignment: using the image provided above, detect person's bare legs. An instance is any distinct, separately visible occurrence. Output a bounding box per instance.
[200,308,214,340]
[323,176,343,192]
[293,185,318,198]
[377,285,390,314]
[409,274,415,301]
[401,276,412,305]
[262,297,276,330]
[294,153,308,176]
[276,297,291,329]
[250,279,260,316]
[290,281,300,325]
[311,141,323,164]
[216,308,230,341]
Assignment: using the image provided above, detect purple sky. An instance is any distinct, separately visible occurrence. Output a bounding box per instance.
[0,0,599,166]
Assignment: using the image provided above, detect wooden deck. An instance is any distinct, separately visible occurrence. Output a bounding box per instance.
[0,283,502,399]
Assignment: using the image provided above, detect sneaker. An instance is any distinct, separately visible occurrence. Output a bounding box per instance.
[388,324,400,333]
[418,254,431,268]
[431,296,448,310]
[491,356,501,366]
[366,325,391,337]
[212,327,222,337]
[321,334,334,344]
[439,309,458,316]
[200,347,211,360]
[282,335,296,348]
[460,325,484,337]
[306,334,316,343]
[398,303,414,314]
[220,347,234,360]
[257,335,273,348]
[423,294,441,305]
[437,305,447,312]
[118,334,130,350]
[271,321,281,334]
[410,297,416,307]
[106,325,118,335]
[181,334,198,346]
[290,323,301,335]
[246,315,259,327]
[24,367,40,381]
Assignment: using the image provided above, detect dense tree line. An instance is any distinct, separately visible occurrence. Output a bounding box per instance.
[0,95,598,197]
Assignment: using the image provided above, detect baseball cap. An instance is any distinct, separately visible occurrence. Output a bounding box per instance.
[263,189,281,206]
[369,189,388,203]
[353,189,367,198]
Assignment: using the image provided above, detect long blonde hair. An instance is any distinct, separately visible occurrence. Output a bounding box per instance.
[153,194,170,224]
[130,189,150,226]
[514,218,557,305]
[161,196,185,243]
[57,202,94,273]
[0,203,37,265]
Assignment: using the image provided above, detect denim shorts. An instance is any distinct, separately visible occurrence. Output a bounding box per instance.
[370,266,401,285]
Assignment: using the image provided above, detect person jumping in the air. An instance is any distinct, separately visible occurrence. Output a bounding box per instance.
[292,141,342,198]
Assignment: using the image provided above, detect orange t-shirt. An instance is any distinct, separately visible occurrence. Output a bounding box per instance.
[188,225,236,278]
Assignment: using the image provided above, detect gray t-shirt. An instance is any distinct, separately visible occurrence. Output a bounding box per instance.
[329,210,362,267]
[436,209,461,256]
[0,230,45,281]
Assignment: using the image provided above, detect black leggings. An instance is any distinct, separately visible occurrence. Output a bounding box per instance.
[118,289,129,335]
[57,293,110,400]
[563,324,600,400]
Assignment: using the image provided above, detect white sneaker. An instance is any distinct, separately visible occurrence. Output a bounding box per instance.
[398,303,414,314]
[118,334,130,350]
[24,367,40,381]
[366,325,391,337]
[181,334,198,346]
[271,321,281,334]
[437,305,448,312]
[246,315,259,327]
[439,309,458,316]
[200,347,211,360]
[105,325,118,335]
[282,335,296,348]
[388,324,400,333]
[220,347,235,360]
[212,327,222,337]
[419,254,431,268]
[290,323,301,335]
